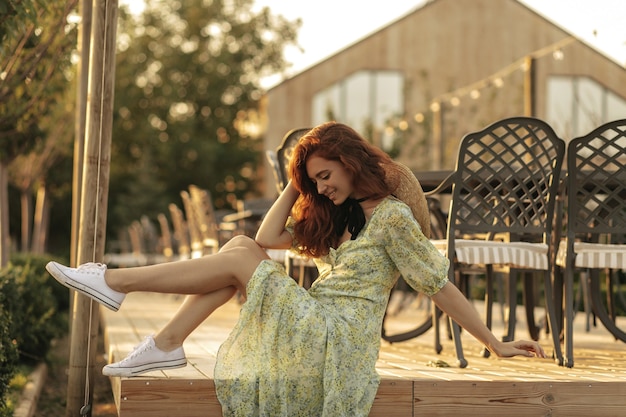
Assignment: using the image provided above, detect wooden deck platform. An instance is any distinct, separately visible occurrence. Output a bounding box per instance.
[101,292,626,417]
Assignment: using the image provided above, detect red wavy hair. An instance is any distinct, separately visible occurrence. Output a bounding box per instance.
[289,122,394,257]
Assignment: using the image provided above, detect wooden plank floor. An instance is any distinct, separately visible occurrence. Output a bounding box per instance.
[101,292,626,417]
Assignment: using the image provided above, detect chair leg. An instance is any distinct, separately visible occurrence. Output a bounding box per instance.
[563,268,574,367]
[589,269,626,343]
[444,268,467,367]
[432,303,443,354]
[502,271,518,342]
[449,317,467,368]
[298,263,305,287]
[484,266,494,330]
[545,269,566,366]
[607,269,617,324]
[523,273,540,341]
[580,271,592,332]
[552,266,564,337]
[481,266,494,358]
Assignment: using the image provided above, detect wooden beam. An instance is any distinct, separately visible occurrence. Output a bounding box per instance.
[413,380,626,416]
[523,55,535,117]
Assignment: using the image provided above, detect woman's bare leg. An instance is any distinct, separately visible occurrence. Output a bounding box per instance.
[154,287,238,351]
[105,235,269,295]
[121,235,270,351]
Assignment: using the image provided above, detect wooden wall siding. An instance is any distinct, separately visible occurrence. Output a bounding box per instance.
[102,293,626,417]
[263,0,626,196]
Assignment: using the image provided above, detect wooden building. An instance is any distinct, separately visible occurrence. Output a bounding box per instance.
[262,0,626,195]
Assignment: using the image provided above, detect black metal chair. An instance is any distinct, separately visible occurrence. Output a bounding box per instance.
[265,149,284,195]
[555,119,626,368]
[276,127,311,184]
[430,117,566,367]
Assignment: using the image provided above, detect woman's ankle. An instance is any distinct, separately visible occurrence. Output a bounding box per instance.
[104,270,127,293]
[153,333,183,352]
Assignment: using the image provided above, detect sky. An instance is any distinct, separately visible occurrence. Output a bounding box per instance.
[252,0,626,88]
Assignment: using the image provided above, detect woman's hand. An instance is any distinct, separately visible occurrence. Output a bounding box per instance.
[488,340,547,359]
[431,284,548,360]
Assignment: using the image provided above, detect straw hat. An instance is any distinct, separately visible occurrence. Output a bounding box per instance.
[383,161,431,238]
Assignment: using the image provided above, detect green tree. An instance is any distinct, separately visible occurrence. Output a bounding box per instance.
[0,0,78,265]
[107,0,300,246]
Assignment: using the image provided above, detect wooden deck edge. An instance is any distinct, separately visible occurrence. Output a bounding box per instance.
[100,294,626,416]
[370,378,414,417]
[116,377,221,417]
[111,375,413,417]
[412,380,626,416]
[109,375,626,417]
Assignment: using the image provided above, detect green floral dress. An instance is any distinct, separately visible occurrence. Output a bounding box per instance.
[214,197,449,416]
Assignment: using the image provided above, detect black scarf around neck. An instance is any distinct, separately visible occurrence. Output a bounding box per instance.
[334,197,369,240]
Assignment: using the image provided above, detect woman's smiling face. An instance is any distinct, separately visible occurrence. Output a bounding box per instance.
[305,155,355,205]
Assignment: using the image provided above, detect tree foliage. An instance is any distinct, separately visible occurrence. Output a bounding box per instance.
[0,0,299,257]
[0,0,77,161]
[0,0,78,263]
[108,0,300,242]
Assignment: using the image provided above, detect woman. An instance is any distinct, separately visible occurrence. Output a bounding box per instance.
[46,122,546,416]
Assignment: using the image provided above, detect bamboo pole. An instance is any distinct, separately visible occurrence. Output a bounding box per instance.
[69,0,92,338]
[66,0,118,415]
[71,0,92,267]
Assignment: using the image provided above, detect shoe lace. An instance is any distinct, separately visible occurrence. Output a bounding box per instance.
[121,337,154,363]
[77,262,106,271]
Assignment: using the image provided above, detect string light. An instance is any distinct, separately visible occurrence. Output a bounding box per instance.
[553,49,564,60]
[382,36,576,138]
[520,60,531,72]
[408,36,576,123]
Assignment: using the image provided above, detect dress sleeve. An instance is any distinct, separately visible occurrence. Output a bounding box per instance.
[381,201,449,296]
[285,217,301,252]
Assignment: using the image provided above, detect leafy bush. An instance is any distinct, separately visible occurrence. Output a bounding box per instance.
[0,254,69,363]
[0,254,70,413]
[0,257,69,361]
[10,253,70,312]
[0,280,19,416]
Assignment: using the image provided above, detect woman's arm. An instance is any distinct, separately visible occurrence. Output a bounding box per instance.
[255,181,300,249]
[431,282,547,358]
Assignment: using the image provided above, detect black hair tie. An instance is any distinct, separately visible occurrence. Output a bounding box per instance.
[334,197,369,240]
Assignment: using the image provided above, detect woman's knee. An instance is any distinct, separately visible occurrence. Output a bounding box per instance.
[220,239,269,290]
[221,235,269,260]
[220,234,257,251]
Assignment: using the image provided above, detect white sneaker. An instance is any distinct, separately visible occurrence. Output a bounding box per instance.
[45,261,125,312]
[103,335,187,377]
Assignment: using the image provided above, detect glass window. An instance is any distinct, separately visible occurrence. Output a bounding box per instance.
[312,70,404,151]
[576,77,603,135]
[546,76,575,138]
[344,71,371,128]
[607,91,626,122]
[312,84,342,125]
[546,75,626,139]
[374,72,403,127]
